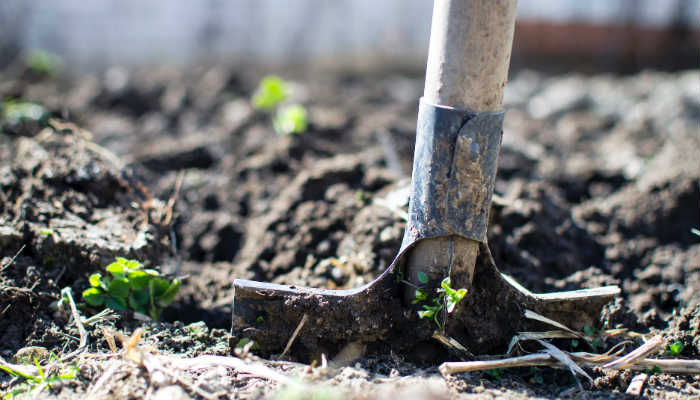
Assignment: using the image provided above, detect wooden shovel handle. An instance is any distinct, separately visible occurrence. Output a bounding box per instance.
[424,0,517,111]
[406,0,517,295]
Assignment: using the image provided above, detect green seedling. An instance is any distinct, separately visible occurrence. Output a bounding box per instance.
[24,49,63,76]
[253,75,288,110]
[667,341,684,356]
[82,257,180,321]
[0,355,78,399]
[252,76,308,135]
[485,368,503,381]
[1,99,48,126]
[644,365,662,375]
[583,325,603,349]
[413,277,467,329]
[274,104,307,135]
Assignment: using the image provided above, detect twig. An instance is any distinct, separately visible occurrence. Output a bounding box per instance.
[60,287,89,362]
[523,309,583,339]
[440,351,700,376]
[537,339,591,389]
[432,331,474,359]
[280,314,308,359]
[167,355,295,386]
[625,373,648,396]
[507,330,579,355]
[603,335,663,370]
[0,245,25,272]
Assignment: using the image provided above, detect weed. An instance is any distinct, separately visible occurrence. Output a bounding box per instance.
[82,257,180,320]
[253,76,287,110]
[39,228,53,236]
[413,277,467,329]
[486,368,503,381]
[0,355,78,399]
[24,49,63,76]
[252,76,308,135]
[667,341,684,356]
[274,104,307,135]
[644,365,661,375]
[1,98,47,125]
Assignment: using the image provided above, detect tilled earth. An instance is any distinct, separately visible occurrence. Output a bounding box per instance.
[0,64,698,399]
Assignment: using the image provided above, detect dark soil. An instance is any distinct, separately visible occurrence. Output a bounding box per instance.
[0,64,698,399]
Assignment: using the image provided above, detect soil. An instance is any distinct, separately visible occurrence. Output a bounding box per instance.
[0,63,698,399]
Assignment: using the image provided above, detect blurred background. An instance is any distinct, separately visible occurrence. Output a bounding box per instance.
[1,0,698,75]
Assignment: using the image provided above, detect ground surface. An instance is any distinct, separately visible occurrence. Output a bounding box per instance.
[0,64,698,399]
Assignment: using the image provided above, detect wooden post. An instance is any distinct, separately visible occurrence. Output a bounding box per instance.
[406,0,517,293]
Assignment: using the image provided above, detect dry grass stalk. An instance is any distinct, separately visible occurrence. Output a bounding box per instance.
[625,373,649,396]
[602,335,663,370]
[440,351,700,376]
[507,331,579,355]
[537,339,592,388]
[280,313,309,359]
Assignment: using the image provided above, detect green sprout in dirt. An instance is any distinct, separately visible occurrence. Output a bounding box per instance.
[252,75,308,135]
[24,49,64,76]
[412,274,467,329]
[82,257,180,321]
[667,341,684,356]
[1,98,48,125]
[274,104,308,135]
[0,355,78,399]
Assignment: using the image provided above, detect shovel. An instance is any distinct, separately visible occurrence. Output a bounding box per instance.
[232,0,620,359]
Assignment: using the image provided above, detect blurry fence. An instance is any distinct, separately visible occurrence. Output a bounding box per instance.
[1,0,698,73]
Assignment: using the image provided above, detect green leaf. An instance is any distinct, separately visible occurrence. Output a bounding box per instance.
[412,289,428,304]
[108,278,130,298]
[105,296,127,311]
[256,316,265,324]
[583,325,596,336]
[252,76,287,109]
[123,259,142,270]
[273,104,307,135]
[149,277,171,298]
[668,341,684,355]
[128,289,150,309]
[88,273,103,288]
[148,306,162,321]
[128,270,152,290]
[156,279,180,307]
[82,288,105,306]
[417,309,435,320]
[106,260,126,278]
[417,271,429,284]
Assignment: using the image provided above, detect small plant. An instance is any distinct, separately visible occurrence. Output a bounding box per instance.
[252,75,308,135]
[1,98,48,125]
[413,276,467,329]
[24,49,63,76]
[252,76,288,109]
[485,368,503,381]
[274,104,307,135]
[82,257,180,320]
[0,355,78,399]
[667,341,684,356]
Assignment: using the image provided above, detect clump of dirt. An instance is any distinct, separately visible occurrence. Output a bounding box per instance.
[0,124,173,356]
[0,64,698,399]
